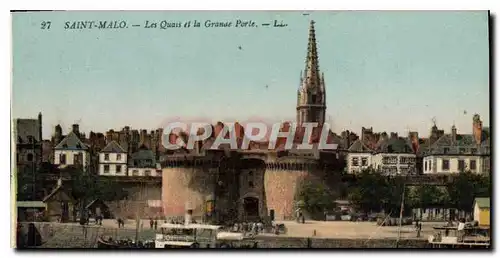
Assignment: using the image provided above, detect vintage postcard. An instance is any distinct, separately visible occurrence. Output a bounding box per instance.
[11,11,491,249]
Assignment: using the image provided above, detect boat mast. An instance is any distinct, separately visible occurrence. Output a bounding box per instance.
[134,178,143,243]
[396,185,405,248]
[396,169,411,248]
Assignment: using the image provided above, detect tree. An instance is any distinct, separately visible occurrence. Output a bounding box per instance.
[447,171,490,213]
[407,185,449,218]
[347,168,390,213]
[295,177,337,219]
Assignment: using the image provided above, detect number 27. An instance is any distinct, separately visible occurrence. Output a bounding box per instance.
[41,21,51,30]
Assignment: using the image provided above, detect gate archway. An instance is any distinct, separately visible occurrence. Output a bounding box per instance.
[243,197,259,218]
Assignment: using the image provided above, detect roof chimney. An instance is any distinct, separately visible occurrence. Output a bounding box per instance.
[473,114,483,145]
[72,124,80,135]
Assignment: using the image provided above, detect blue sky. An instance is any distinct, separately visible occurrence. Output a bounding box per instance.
[12,11,489,139]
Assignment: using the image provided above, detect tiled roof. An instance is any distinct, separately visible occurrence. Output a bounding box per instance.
[15,119,41,144]
[348,139,374,153]
[101,140,126,153]
[54,131,88,150]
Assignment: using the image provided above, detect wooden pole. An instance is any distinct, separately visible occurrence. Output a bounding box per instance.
[396,185,405,248]
[134,179,142,243]
[396,171,411,248]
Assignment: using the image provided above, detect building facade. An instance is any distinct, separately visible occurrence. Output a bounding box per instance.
[422,115,490,174]
[14,113,43,169]
[53,125,90,171]
[98,141,128,176]
[127,148,161,177]
[346,131,416,175]
[473,197,490,227]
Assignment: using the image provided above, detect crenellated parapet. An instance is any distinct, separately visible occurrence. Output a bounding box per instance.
[159,148,338,170]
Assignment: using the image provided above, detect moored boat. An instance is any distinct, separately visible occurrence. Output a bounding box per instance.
[97,237,155,249]
[428,225,490,249]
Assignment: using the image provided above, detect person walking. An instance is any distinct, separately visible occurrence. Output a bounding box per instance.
[416,221,422,238]
[154,219,158,230]
[149,218,154,229]
[457,218,466,242]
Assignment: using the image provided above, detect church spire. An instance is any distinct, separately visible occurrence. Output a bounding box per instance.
[296,20,327,126]
[303,20,321,90]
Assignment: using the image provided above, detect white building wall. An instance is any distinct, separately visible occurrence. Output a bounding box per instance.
[423,155,484,174]
[98,152,128,176]
[372,153,416,174]
[128,167,162,177]
[346,153,373,174]
[99,163,128,176]
[99,152,127,164]
[54,149,90,170]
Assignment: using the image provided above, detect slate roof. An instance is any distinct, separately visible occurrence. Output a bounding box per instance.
[85,199,108,209]
[129,149,156,167]
[42,180,72,202]
[425,133,489,156]
[15,119,41,144]
[375,137,414,154]
[474,197,490,209]
[54,131,88,150]
[101,140,127,153]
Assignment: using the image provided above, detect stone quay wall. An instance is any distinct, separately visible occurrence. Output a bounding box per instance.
[16,222,428,248]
